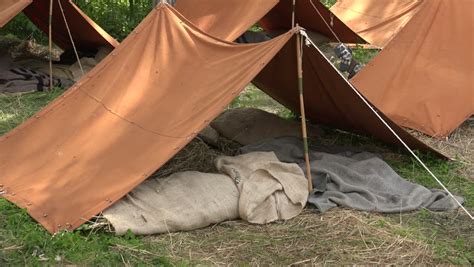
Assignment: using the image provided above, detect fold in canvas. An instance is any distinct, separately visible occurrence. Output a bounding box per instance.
[253,37,443,157]
[175,0,278,41]
[259,0,366,44]
[0,0,32,27]
[331,0,423,48]
[352,0,474,137]
[0,5,295,233]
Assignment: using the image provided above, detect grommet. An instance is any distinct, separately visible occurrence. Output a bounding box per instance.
[43,214,48,217]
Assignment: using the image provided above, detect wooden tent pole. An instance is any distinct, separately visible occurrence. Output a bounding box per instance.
[48,0,54,92]
[296,26,313,193]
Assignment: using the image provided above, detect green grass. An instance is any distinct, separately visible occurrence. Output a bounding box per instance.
[0,200,175,265]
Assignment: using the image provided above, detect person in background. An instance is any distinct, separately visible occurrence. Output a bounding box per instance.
[334,43,362,79]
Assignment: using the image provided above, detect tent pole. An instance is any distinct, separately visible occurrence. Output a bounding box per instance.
[48,0,54,92]
[296,26,313,193]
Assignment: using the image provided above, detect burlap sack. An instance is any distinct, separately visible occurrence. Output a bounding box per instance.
[216,152,308,224]
[104,171,239,235]
[69,57,98,81]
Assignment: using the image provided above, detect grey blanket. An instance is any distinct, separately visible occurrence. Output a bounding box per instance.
[239,137,463,213]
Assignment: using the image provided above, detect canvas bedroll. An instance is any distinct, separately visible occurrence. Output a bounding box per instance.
[0,2,446,233]
[351,0,474,137]
[0,0,118,52]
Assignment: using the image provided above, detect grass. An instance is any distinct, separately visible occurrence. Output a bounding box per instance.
[0,86,472,265]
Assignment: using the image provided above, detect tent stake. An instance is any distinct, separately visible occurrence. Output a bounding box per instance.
[48,0,54,92]
[296,26,313,193]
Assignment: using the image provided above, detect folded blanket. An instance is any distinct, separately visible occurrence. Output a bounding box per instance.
[0,67,73,93]
[239,137,464,213]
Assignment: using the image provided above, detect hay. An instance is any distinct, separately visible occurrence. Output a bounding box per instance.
[408,120,474,179]
[151,137,241,179]
[144,209,436,265]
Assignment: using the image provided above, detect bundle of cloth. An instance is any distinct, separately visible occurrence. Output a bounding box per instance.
[0,46,111,94]
[0,66,73,93]
[104,152,308,235]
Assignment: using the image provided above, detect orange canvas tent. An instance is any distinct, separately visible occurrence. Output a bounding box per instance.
[352,0,474,137]
[0,4,296,233]
[0,0,118,53]
[330,0,422,48]
[0,2,444,233]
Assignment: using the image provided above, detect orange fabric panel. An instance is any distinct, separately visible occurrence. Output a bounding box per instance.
[175,0,278,41]
[0,0,31,27]
[22,0,118,52]
[259,0,366,44]
[0,5,294,233]
[253,37,443,157]
[352,0,474,137]
[331,0,422,48]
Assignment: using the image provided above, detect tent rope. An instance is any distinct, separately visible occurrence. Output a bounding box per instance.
[57,0,84,75]
[309,0,342,43]
[48,0,54,91]
[300,29,473,220]
[291,0,296,28]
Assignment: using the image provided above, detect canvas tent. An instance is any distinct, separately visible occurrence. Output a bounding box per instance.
[259,0,366,44]
[330,0,423,48]
[351,0,474,137]
[0,3,444,233]
[0,0,118,53]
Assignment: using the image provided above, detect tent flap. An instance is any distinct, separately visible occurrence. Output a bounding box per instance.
[0,4,295,233]
[22,0,119,52]
[330,0,423,48]
[352,0,474,137]
[0,0,32,28]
